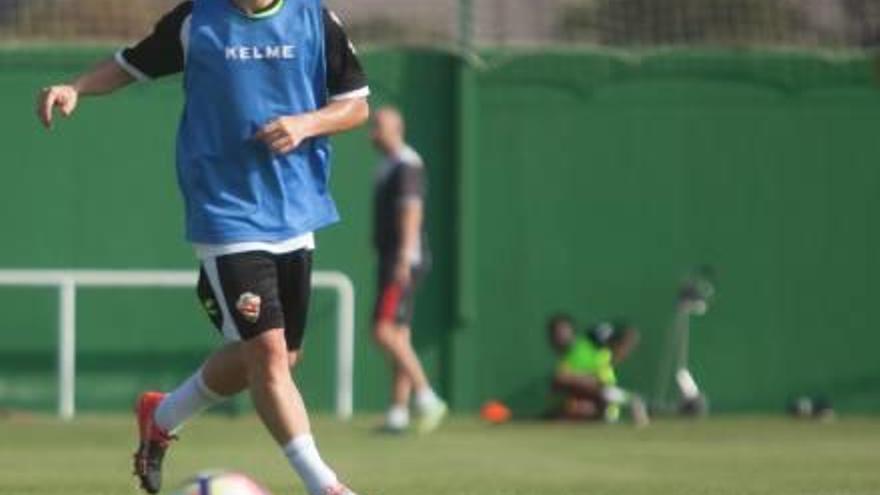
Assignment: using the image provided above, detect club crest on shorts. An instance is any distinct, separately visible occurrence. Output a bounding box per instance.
[236,292,262,323]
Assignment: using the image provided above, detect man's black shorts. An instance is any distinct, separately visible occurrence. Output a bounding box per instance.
[374,256,428,327]
[196,249,312,351]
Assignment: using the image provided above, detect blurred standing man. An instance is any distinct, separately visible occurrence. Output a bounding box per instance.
[36,1,369,494]
[370,107,447,433]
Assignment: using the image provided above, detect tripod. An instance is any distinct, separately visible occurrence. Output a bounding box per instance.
[652,266,715,416]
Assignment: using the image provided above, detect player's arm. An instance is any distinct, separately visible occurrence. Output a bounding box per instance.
[36,1,191,130]
[256,8,370,154]
[610,329,640,364]
[256,99,370,155]
[392,166,425,285]
[36,60,134,129]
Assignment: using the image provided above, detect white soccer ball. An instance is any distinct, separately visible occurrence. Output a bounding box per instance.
[172,471,273,495]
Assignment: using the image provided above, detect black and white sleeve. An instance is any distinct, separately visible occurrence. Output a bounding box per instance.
[115,1,193,81]
[323,9,369,101]
[399,164,426,204]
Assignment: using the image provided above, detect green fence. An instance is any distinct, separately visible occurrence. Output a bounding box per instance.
[1,47,878,415]
[454,50,880,414]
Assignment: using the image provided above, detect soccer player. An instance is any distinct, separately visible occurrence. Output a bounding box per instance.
[369,107,447,433]
[546,315,649,426]
[36,1,369,494]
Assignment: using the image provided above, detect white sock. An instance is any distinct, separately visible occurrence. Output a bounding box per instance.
[386,404,410,429]
[154,369,226,434]
[414,387,441,413]
[284,434,340,495]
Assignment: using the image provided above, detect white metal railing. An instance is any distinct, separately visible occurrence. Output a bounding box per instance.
[0,269,355,421]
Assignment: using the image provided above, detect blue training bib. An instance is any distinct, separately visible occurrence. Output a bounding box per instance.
[177,0,338,244]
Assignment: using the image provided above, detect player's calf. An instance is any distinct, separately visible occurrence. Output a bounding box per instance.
[241,331,359,495]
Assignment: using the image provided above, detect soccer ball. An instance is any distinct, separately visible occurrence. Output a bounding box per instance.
[172,471,273,495]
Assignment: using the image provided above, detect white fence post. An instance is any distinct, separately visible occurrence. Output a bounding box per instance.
[336,274,356,420]
[0,269,355,421]
[58,279,76,421]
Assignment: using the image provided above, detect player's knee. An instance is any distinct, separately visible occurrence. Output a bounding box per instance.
[243,330,289,379]
[372,322,396,348]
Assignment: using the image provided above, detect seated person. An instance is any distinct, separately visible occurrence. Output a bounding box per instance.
[546,314,648,426]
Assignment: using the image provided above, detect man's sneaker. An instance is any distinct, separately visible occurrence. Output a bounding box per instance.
[417,400,448,434]
[133,392,175,494]
[381,406,410,434]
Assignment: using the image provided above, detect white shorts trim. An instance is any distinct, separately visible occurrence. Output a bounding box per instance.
[194,232,316,260]
[200,256,241,343]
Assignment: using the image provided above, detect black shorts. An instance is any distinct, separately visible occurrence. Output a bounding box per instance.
[374,257,428,327]
[196,249,312,351]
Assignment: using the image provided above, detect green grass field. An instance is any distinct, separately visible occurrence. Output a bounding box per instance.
[2,414,879,495]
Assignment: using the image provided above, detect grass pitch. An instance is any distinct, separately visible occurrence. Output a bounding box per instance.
[1,414,878,495]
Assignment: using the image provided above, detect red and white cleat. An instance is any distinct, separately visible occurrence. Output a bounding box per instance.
[132,392,175,494]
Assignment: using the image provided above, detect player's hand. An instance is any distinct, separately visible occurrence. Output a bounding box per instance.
[393,259,412,287]
[255,115,314,155]
[36,85,79,129]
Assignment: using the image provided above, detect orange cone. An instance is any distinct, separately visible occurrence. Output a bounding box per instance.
[480,400,512,424]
